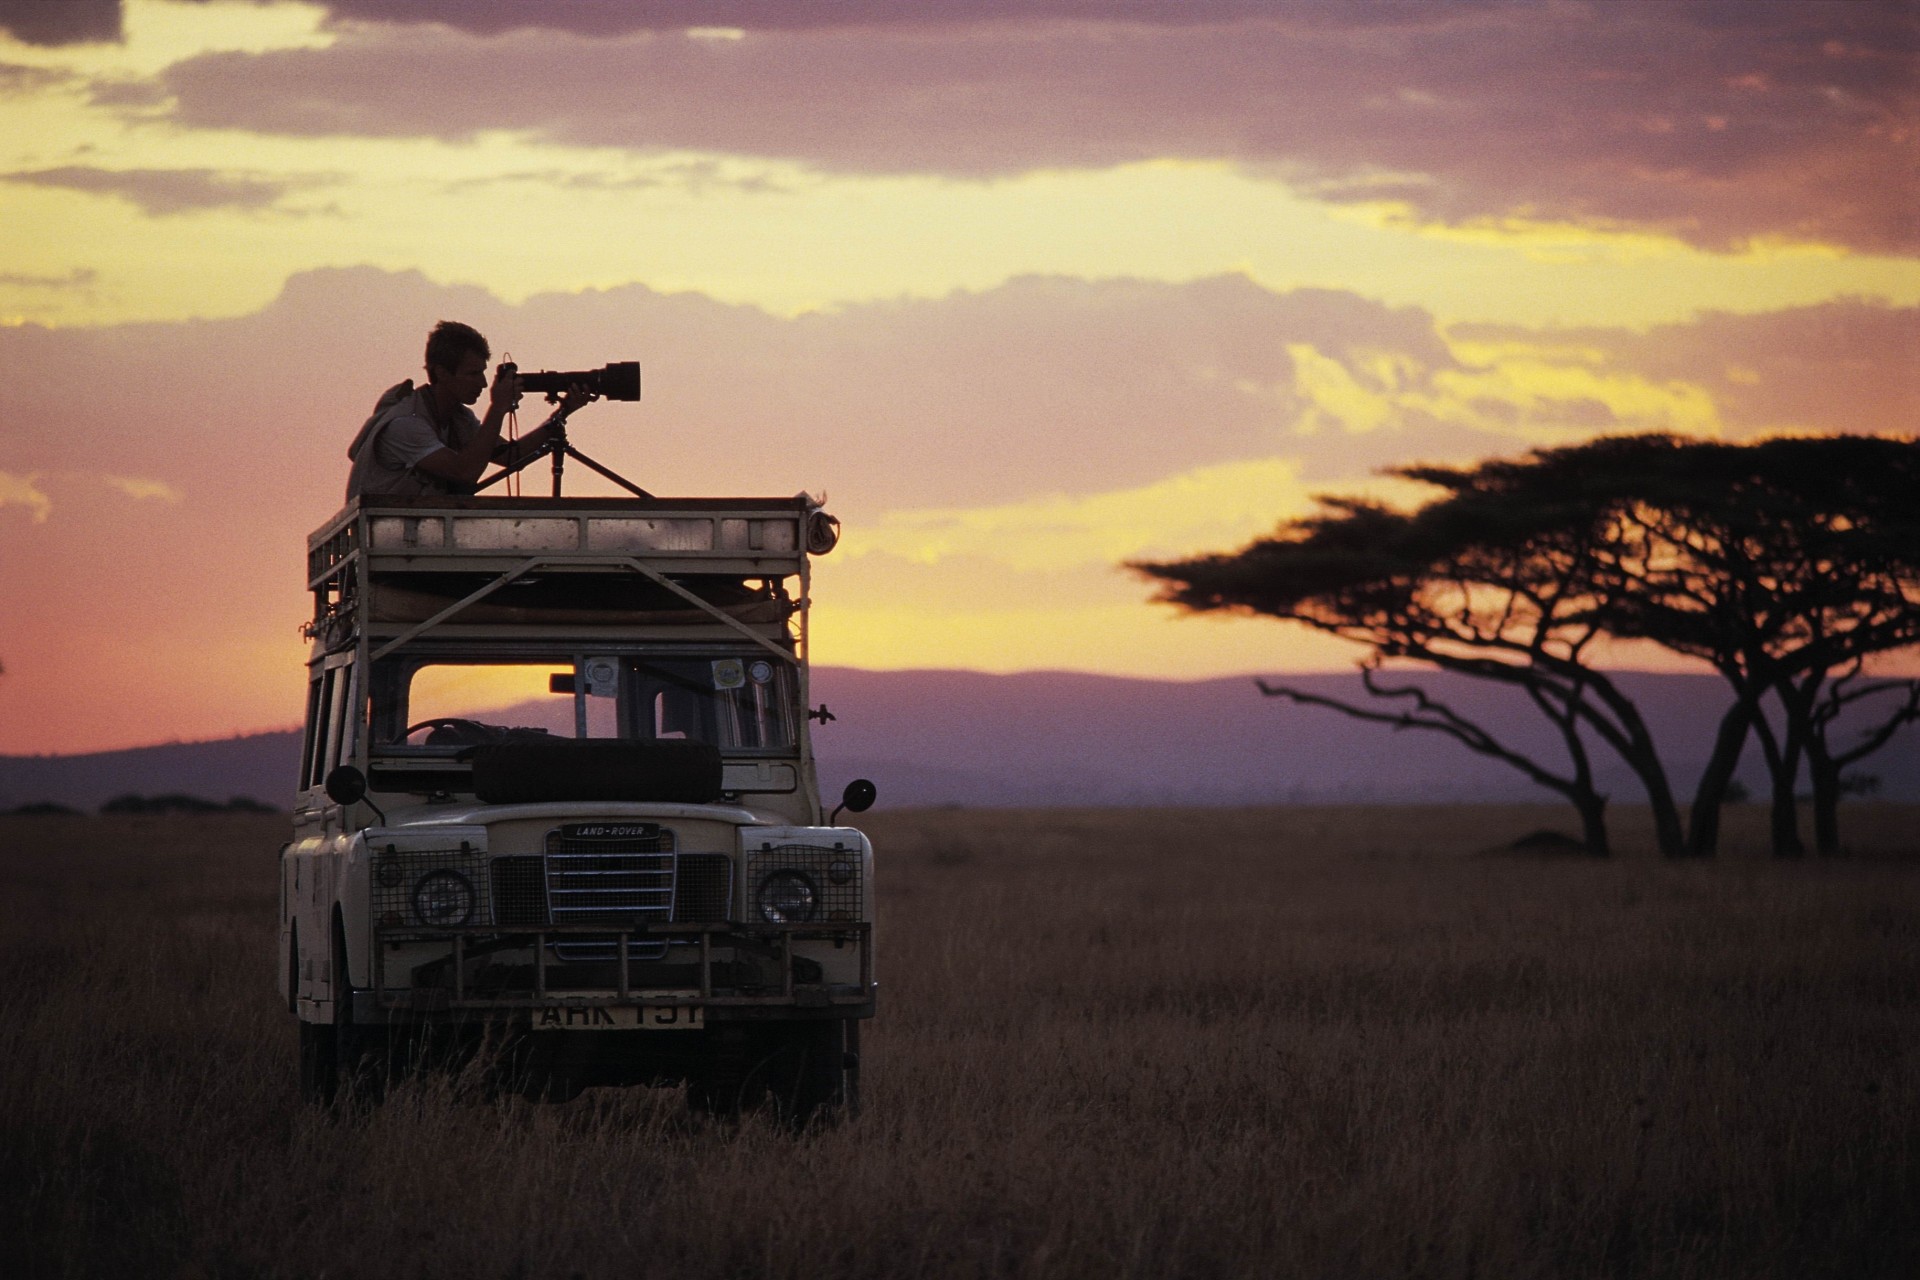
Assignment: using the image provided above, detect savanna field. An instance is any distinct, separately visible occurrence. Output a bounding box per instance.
[1,805,1915,1280]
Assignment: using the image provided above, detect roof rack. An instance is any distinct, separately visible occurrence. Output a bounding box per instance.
[305,494,837,665]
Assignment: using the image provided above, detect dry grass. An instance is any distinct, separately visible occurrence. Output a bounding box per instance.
[1,805,1915,1280]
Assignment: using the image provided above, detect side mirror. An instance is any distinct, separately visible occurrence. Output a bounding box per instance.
[323,765,367,806]
[323,764,386,824]
[830,778,877,824]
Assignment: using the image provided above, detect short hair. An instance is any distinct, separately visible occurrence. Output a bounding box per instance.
[424,320,489,380]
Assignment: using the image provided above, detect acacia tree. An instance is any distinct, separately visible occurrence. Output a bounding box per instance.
[1136,434,1920,858]
[1803,668,1920,852]
[1133,483,1688,857]
[1528,435,1920,855]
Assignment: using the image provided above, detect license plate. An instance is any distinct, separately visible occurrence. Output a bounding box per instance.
[533,1003,705,1031]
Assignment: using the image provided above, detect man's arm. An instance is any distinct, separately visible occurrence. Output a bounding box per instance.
[485,384,598,469]
[411,368,522,486]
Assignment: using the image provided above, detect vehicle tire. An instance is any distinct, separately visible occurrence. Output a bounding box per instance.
[298,1020,339,1107]
[758,1019,851,1130]
[843,1019,863,1121]
[686,1026,758,1119]
[315,917,389,1109]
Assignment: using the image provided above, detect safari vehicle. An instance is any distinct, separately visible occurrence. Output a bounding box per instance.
[281,489,876,1123]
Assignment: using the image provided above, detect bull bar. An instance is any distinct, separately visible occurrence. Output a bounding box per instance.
[370,919,874,1014]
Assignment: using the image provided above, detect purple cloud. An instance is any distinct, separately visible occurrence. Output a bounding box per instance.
[0,266,97,289]
[0,0,118,46]
[2,266,1909,529]
[157,2,1918,253]
[0,62,73,93]
[1,166,293,214]
[316,2,1531,37]
[0,0,1526,45]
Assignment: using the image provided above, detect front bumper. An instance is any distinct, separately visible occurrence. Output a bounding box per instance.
[365,920,874,1022]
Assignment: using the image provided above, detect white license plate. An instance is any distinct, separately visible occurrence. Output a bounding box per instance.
[533,1003,705,1031]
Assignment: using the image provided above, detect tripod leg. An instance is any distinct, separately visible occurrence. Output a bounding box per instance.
[563,446,654,499]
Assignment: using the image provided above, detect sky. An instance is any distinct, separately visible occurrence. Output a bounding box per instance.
[0,0,1915,755]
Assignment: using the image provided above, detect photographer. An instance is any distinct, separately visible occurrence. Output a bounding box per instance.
[346,320,595,499]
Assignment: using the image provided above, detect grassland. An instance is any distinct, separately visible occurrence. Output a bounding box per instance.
[1,805,1915,1280]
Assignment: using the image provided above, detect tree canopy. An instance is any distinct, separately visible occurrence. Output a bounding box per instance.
[1134,434,1920,857]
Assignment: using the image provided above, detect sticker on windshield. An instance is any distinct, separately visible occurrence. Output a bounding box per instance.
[583,657,620,698]
[749,660,774,684]
[712,658,746,691]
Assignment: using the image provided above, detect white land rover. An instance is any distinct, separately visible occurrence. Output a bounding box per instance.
[281,492,875,1123]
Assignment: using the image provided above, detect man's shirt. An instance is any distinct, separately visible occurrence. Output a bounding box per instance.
[346,386,480,499]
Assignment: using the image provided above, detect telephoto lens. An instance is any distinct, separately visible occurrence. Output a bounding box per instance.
[518,361,641,401]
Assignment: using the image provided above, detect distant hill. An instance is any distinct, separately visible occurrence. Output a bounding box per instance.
[1,668,1912,812]
[0,730,303,814]
[805,668,1917,808]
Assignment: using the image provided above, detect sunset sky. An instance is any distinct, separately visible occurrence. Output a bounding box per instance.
[0,0,1915,755]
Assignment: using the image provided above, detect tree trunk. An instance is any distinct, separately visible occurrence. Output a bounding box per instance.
[1581,678,1689,858]
[1614,739,1689,858]
[1575,790,1611,857]
[1769,776,1805,858]
[1752,710,1805,859]
[1805,737,1842,857]
[1687,698,1753,857]
[1651,777,1692,858]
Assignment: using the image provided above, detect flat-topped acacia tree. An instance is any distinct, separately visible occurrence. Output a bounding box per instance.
[1545,434,1920,855]
[1134,434,1920,858]
[1134,469,1677,857]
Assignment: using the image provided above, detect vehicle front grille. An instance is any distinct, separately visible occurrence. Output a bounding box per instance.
[672,853,734,922]
[489,855,547,927]
[481,834,738,961]
[545,824,675,960]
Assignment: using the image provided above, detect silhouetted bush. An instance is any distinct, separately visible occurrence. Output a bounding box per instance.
[97,794,280,815]
[2,801,83,816]
[223,796,278,814]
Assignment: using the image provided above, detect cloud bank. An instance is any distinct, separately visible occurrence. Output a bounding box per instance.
[0,0,119,46]
[134,1,1917,252]
[0,266,1913,751]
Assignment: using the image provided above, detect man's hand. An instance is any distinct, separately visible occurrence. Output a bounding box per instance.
[557,382,599,415]
[488,363,523,417]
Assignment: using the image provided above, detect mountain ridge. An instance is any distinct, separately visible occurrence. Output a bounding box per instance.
[2,668,1912,811]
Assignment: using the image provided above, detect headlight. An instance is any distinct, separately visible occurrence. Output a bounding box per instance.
[756,870,818,924]
[412,869,475,926]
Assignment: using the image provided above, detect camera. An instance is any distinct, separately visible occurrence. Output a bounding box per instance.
[502,360,641,402]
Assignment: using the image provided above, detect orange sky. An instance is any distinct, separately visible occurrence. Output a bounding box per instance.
[1,1,1916,755]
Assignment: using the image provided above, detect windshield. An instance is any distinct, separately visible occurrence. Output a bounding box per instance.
[369,652,798,755]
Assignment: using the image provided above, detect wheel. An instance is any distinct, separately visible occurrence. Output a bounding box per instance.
[843,1020,863,1119]
[759,1020,855,1130]
[686,1026,758,1119]
[300,918,390,1109]
[298,1020,339,1106]
[296,920,341,1106]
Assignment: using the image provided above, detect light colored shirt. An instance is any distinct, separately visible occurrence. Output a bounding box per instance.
[345,386,481,499]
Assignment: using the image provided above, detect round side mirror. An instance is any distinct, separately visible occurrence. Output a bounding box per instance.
[323,765,368,807]
[839,778,877,815]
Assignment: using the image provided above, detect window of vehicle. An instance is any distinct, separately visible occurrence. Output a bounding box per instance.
[369,652,797,754]
[300,674,325,789]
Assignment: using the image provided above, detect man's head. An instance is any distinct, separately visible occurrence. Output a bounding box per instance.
[424,320,490,405]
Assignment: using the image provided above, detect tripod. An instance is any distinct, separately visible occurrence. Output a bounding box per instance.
[471,401,653,498]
